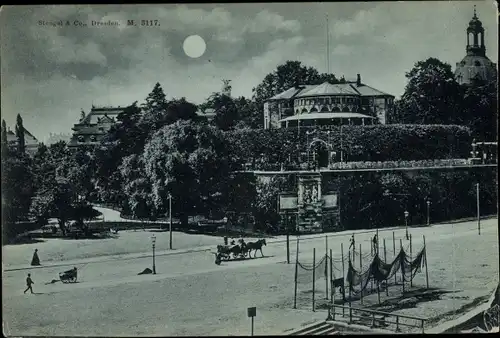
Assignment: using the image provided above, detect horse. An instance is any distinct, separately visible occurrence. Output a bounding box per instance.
[246,239,267,258]
[217,243,247,260]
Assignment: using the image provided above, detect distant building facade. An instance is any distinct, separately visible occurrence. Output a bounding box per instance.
[45,132,72,145]
[69,106,124,148]
[263,75,394,129]
[195,108,216,123]
[455,8,497,85]
[6,127,40,155]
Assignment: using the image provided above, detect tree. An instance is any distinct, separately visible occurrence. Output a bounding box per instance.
[139,82,169,132]
[460,78,498,140]
[253,176,287,232]
[2,154,34,224]
[397,58,462,124]
[30,178,73,236]
[119,154,155,219]
[142,82,168,114]
[165,97,199,123]
[252,61,339,105]
[234,97,261,129]
[1,119,8,156]
[207,92,239,130]
[95,102,143,205]
[142,120,231,227]
[15,114,25,154]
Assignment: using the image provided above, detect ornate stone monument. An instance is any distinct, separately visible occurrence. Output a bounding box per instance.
[279,173,341,233]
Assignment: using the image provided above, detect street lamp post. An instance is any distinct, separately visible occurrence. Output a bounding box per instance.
[426,200,431,226]
[340,125,344,163]
[151,235,156,274]
[223,216,228,234]
[404,210,409,240]
[168,194,173,250]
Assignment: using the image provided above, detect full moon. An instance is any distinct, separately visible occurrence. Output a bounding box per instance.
[183,35,206,58]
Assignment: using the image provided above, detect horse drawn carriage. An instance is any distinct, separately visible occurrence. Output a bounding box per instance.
[59,267,78,283]
[214,238,267,265]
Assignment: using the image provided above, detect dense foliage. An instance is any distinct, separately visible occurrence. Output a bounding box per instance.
[225,124,472,170]
[1,57,496,241]
[393,57,497,141]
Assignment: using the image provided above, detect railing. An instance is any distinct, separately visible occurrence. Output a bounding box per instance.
[326,303,427,333]
[239,158,497,172]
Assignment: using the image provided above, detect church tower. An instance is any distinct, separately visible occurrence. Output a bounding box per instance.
[455,6,497,85]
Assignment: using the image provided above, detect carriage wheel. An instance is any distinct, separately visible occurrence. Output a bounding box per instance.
[70,276,77,283]
[61,279,69,284]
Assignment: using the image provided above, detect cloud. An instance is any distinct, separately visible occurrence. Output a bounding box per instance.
[330,44,351,56]
[48,38,107,65]
[246,9,301,34]
[212,9,301,44]
[331,9,380,38]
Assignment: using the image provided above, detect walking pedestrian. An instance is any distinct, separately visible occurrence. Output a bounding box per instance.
[24,273,34,294]
[372,234,378,254]
[349,234,355,250]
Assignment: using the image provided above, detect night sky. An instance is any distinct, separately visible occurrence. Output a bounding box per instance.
[1,2,497,141]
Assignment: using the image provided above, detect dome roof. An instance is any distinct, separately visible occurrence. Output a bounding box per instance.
[468,16,483,28]
[455,55,497,85]
[295,82,359,97]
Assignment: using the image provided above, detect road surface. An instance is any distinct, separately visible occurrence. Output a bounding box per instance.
[2,218,498,336]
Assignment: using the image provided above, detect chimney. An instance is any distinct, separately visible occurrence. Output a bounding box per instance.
[356,74,361,86]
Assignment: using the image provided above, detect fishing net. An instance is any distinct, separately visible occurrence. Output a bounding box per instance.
[346,245,426,295]
[296,255,328,284]
[292,242,428,310]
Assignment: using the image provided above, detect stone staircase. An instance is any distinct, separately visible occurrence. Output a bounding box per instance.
[289,321,339,335]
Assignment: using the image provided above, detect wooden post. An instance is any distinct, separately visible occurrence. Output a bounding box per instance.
[409,233,413,288]
[383,238,388,296]
[376,237,380,305]
[359,243,363,305]
[325,236,329,299]
[286,215,290,264]
[330,248,333,304]
[352,234,355,266]
[341,243,346,315]
[293,238,299,309]
[376,228,379,255]
[377,277,381,305]
[348,252,352,323]
[477,183,481,235]
[312,248,316,312]
[392,231,396,255]
[400,239,405,294]
[423,235,429,289]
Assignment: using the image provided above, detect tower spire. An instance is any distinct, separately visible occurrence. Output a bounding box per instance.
[473,4,477,18]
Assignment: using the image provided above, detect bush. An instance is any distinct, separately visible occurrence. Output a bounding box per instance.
[225,125,472,170]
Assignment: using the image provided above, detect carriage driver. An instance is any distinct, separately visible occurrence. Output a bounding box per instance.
[64,267,77,275]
